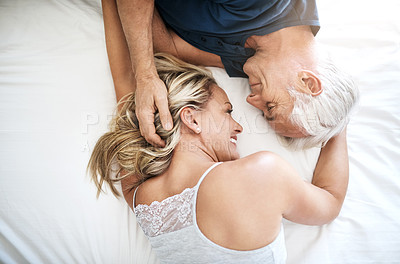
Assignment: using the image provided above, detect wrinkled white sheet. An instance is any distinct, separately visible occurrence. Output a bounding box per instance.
[0,0,399,263]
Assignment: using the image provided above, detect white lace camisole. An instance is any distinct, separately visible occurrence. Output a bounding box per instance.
[133,162,287,264]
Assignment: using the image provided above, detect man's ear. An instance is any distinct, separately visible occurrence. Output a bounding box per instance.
[180,107,201,134]
[297,70,323,96]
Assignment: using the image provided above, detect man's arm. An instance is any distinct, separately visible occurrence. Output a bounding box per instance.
[170,31,224,68]
[152,8,223,68]
[116,0,158,78]
[102,0,222,146]
[101,0,171,147]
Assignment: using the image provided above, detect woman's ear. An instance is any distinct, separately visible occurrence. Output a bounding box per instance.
[180,107,201,134]
[297,70,323,96]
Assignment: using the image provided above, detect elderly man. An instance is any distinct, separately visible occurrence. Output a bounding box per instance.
[102,0,358,149]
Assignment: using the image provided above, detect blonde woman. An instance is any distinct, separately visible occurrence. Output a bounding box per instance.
[88,54,348,264]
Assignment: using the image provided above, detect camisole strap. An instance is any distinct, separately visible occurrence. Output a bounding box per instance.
[133,162,223,211]
[133,185,140,211]
[194,162,223,191]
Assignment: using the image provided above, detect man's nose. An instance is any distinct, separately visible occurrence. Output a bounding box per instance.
[246,94,260,108]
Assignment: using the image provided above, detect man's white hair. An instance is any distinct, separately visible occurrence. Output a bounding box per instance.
[282,57,359,149]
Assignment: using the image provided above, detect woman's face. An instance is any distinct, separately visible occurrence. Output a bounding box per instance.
[200,85,243,161]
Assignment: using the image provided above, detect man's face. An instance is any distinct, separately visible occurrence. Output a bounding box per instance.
[243,55,308,138]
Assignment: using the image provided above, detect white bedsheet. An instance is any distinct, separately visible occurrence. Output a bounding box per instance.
[1,0,399,263]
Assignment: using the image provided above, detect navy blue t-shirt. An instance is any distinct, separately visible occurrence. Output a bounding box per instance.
[155,0,320,77]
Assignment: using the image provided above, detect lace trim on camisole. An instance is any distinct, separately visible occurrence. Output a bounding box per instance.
[134,187,196,237]
[134,162,222,238]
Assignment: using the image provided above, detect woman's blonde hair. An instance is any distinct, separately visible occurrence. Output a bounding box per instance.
[88,53,216,197]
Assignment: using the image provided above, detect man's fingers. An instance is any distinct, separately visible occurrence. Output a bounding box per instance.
[145,132,166,148]
[135,76,171,147]
[136,108,166,147]
[155,95,173,131]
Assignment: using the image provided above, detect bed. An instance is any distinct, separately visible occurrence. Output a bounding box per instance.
[1,0,399,263]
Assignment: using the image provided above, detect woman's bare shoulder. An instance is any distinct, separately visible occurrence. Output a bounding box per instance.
[224,151,284,177]
[196,152,287,249]
[203,151,287,195]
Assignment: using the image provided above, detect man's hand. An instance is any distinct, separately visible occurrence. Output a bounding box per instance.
[135,75,173,147]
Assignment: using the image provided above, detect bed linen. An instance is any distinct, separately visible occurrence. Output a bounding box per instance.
[0,0,399,263]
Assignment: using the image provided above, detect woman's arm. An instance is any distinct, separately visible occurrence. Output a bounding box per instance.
[101,0,135,103]
[282,129,349,225]
[121,174,138,210]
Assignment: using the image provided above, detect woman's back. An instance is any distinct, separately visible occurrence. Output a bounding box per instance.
[133,160,287,264]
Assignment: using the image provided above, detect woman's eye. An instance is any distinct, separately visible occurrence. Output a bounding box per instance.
[227,109,233,115]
